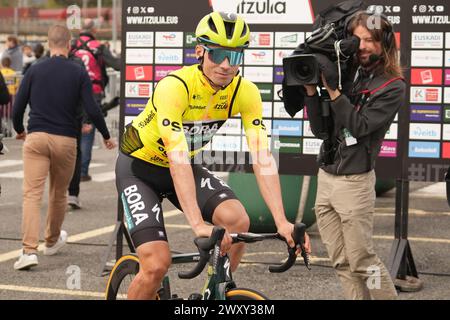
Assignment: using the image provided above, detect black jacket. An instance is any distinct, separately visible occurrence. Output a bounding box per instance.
[306,67,406,175]
[0,73,9,105]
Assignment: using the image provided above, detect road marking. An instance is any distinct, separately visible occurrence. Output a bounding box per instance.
[0,284,104,298]
[0,170,23,178]
[375,208,450,217]
[410,182,445,199]
[373,235,450,244]
[0,160,22,168]
[0,210,181,263]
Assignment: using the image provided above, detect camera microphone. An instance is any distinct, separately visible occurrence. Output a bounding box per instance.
[369,54,380,63]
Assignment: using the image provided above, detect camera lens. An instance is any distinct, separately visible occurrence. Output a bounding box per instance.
[296,64,311,77]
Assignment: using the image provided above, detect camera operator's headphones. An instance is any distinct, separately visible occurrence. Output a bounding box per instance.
[345,11,395,50]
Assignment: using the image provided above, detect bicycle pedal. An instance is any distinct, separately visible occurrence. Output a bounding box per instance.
[188,293,203,300]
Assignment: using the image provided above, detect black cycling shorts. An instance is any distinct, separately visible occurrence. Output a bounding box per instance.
[115,152,238,248]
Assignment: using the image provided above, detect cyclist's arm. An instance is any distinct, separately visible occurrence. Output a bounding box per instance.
[239,82,295,247]
[154,77,209,237]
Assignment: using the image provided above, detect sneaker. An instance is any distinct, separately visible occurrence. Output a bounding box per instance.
[14,252,38,270]
[43,230,68,256]
[80,175,92,182]
[68,195,81,210]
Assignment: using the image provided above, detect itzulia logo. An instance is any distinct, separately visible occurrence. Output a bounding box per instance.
[237,0,287,14]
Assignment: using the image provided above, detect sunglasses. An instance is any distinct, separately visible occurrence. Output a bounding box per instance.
[201,45,244,66]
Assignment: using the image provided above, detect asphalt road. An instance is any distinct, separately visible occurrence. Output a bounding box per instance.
[0,132,449,300]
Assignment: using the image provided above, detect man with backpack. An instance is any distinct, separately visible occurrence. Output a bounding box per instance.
[68,18,121,209]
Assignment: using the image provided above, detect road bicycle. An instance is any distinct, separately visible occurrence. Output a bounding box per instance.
[105,222,310,300]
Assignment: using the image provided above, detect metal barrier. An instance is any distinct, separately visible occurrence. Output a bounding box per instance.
[0,69,121,139]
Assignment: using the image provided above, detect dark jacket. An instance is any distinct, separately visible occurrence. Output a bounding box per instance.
[12,55,110,140]
[306,67,406,175]
[0,72,9,105]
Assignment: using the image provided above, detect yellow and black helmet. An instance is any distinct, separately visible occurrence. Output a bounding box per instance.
[195,11,250,48]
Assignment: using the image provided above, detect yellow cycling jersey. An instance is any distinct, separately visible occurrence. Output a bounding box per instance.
[121,64,268,167]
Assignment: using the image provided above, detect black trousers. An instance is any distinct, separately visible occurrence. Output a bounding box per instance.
[68,131,82,196]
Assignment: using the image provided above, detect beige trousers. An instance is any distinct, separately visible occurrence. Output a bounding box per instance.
[315,169,397,300]
[22,132,76,254]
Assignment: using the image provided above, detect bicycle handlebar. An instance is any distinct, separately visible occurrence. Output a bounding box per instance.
[178,222,310,279]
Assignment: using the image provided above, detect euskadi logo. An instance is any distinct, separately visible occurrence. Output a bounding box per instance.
[126,32,153,47]
[210,0,314,24]
[411,32,443,49]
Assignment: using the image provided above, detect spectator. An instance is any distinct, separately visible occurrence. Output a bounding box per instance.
[12,24,116,271]
[23,43,45,74]
[67,18,120,209]
[1,36,23,72]
[1,57,19,96]
[22,44,35,66]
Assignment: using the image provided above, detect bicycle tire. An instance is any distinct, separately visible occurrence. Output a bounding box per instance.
[225,288,269,300]
[105,254,139,300]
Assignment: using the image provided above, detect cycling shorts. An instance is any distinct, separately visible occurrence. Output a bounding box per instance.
[115,152,238,248]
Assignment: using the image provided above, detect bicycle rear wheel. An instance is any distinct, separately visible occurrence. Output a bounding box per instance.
[105,254,139,300]
[225,288,269,300]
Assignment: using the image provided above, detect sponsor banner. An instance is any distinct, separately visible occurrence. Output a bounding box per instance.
[394,32,400,49]
[155,32,183,47]
[154,48,183,64]
[384,123,398,140]
[212,135,241,152]
[408,141,440,158]
[272,120,302,136]
[262,102,273,118]
[124,116,136,127]
[273,84,282,101]
[242,136,272,152]
[410,87,442,103]
[274,49,293,65]
[410,105,442,122]
[443,124,450,140]
[409,123,441,140]
[125,65,153,81]
[125,48,153,64]
[411,32,444,49]
[126,32,154,47]
[379,141,397,158]
[443,142,450,158]
[256,83,273,101]
[445,87,450,103]
[125,99,148,115]
[410,68,442,85]
[445,69,450,85]
[125,82,153,98]
[275,32,304,48]
[273,137,302,153]
[446,51,450,67]
[303,138,322,155]
[444,106,450,122]
[249,32,274,48]
[303,120,314,137]
[411,50,443,67]
[243,67,273,82]
[210,0,314,24]
[244,49,274,65]
[184,32,196,48]
[274,66,284,83]
[216,119,242,135]
[447,32,450,49]
[273,102,302,119]
[154,66,181,81]
[184,48,198,65]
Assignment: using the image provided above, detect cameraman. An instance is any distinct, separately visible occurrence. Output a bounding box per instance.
[304,12,405,300]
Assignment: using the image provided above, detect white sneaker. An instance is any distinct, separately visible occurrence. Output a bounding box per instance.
[14,252,38,270]
[43,230,68,256]
[68,195,81,210]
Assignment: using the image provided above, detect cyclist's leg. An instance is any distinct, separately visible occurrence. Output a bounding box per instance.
[115,153,172,299]
[191,166,250,272]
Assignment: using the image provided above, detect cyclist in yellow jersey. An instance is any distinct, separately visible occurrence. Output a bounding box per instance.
[116,11,311,299]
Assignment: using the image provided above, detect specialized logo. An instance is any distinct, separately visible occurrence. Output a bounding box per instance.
[152,204,161,223]
[123,185,149,228]
[201,178,215,191]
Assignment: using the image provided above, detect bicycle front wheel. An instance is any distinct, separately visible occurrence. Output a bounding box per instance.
[105,254,139,300]
[225,288,269,300]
